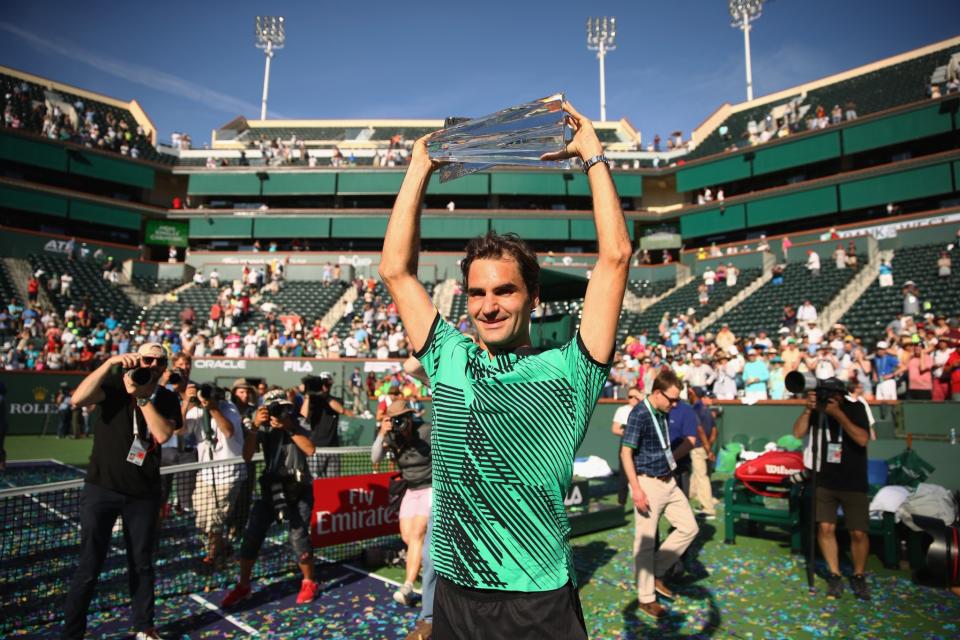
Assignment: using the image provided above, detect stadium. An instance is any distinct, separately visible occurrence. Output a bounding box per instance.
[1,6,960,639]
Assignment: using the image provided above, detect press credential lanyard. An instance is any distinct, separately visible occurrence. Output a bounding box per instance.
[127,403,148,466]
[643,398,677,471]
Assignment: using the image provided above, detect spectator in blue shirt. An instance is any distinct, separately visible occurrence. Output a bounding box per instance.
[668,400,698,497]
[104,313,118,332]
[872,341,899,400]
[743,349,771,401]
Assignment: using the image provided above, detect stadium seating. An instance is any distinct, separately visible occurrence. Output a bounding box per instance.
[137,284,219,329]
[616,269,762,343]
[27,253,141,328]
[708,261,860,337]
[0,261,20,310]
[627,278,676,299]
[687,43,960,161]
[0,71,164,163]
[334,282,434,339]
[839,243,960,343]
[255,280,348,328]
[129,275,183,295]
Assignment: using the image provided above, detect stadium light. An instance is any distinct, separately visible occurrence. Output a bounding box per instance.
[586,16,616,122]
[729,0,763,101]
[255,16,286,120]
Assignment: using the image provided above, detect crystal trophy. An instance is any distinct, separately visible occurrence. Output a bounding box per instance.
[428,93,575,183]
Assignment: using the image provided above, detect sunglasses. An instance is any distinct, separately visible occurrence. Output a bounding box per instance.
[662,393,681,405]
[628,395,642,401]
[141,356,167,366]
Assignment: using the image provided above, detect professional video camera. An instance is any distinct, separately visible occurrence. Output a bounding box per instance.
[302,373,333,394]
[784,372,846,403]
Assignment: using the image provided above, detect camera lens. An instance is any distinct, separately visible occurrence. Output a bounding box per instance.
[129,367,153,386]
[168,371,182,386]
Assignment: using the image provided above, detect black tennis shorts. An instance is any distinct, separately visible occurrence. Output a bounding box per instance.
[433,575,588,639]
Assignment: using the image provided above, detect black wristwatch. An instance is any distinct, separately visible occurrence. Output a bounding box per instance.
[136,397,151,407]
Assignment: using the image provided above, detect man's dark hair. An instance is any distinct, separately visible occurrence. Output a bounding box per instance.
[652,370,681,394]
[461,231,540,297]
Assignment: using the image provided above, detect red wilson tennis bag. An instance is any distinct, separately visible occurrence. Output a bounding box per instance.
[734,451,804,498]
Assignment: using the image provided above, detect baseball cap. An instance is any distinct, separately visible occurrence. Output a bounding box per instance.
[137,342,166,358]
[261,389,288,405]
[877,340,889,349]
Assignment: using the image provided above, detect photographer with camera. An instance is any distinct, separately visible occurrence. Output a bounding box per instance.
[371,400,432,608]
[183,381,245,567]
[221,389,319,608]
[301,372,354,477]
[159,360,196,516]
[63,343,181,640]
[791,376,872,601]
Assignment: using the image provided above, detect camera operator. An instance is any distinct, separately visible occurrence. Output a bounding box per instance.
[371,400,432,607]
[792,379,872,601]
[221,389,320,608]
[185,382,245,567]
[300,372,354,477]
[63,343,181,640]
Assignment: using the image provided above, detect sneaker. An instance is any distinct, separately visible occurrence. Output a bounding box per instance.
[825,573,843,599]
[404,619,433,640]
[638,601,667,620]
[393,582,416,606]
[134,630,163,640]
[221,583,251,608]
[654,578,675,600]
[296,578,320,604]
[850,574,871,601]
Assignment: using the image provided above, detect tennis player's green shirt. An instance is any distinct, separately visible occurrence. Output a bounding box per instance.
[414,312,610,592]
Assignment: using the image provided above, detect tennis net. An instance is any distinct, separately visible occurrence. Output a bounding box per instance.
[0,447,398,634]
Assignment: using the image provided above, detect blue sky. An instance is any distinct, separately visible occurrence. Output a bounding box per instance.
[2,1,958,147]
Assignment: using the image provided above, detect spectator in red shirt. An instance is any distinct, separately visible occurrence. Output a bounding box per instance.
[209,301,223,332]
[27,277,39,304]
[945,339,960,402]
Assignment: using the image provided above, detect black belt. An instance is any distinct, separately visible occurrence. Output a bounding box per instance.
[639,473,673,483]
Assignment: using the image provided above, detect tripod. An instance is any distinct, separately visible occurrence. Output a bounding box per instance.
[805,405,827,593]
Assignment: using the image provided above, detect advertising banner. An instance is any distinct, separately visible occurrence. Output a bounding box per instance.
[311,472,398,547]
[145,220,189,247]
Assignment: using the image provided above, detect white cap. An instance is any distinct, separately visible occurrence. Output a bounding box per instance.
[877,341,889,349]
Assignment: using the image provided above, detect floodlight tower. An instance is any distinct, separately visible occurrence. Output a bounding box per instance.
[586,16,616,122]
[729,0,764,102]
[255,16,285,120]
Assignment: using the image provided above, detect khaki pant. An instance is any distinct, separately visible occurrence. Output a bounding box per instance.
[632,476,699,604]
[689,447,716,516]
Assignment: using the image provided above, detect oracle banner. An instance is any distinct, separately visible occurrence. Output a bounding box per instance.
[311,472,399,547]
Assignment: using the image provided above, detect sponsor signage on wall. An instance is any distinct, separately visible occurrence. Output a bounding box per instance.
[311,472,398,546]
[145,220,189,247]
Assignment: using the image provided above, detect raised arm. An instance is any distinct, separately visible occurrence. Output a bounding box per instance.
[379,135,443,353]
[541,103,632,362]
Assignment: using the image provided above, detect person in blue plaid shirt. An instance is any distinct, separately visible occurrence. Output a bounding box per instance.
[620,369,699,621]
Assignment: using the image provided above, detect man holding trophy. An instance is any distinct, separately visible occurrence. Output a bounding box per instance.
[380,97,631,639]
